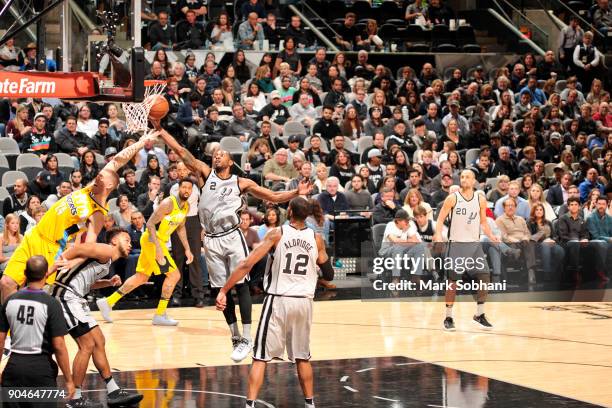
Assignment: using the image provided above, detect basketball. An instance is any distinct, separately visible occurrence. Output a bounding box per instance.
[147,94,169,121]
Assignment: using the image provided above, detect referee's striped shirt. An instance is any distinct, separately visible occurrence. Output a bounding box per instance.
[0,288,67,355]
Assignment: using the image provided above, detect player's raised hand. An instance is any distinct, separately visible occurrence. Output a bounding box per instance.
[143,129,160,143]
[216,291,227,311]
[297,178,313,196]
[149,118,162,130]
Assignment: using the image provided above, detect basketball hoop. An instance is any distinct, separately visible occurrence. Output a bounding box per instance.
[122,80,166,135]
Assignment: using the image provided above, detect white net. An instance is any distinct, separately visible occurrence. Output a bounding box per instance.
[122,82,166,135]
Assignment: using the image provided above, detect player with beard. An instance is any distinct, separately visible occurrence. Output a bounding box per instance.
[96,179,195,326]
[51,227,144,408]
[155,123,312,363]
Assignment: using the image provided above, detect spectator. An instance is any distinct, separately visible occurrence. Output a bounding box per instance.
[149,11,174,50]
[335,12,359,51]
[573,31,601,91]
[21,113,56,157]
[241,0,266,21]
[18,195,42,234]
[520,75,547,107]
[0,214,22,273]
[430,173,453,208]
[274,37,302,76]
[226,103,258,141]
[69,169,83,191]
[55,116,95,161]
[42,154,65,190]
[537,50,564,80]
[258,91,291,132]
[312,105,341,142]
[557,196,590,279]
[177,92,205,129]
[178,0,207,21]
[558,16,583,70]
[79,150,99,186]
[111,194,135,228]
[0,37,19,70]
[593,0,612,36]
[92,118,117,155]
[5,105,31,146]
[237,12,265,50]
[494,180,531,219]
[492,146,519,179]
[318,177,349,218]
[289,93,318,129]
[323,78,347,107]
[42,181,71,209]
[426,0,454,25]
[262,148,297,188]
[286,15,310,48]
[262,13,281,47]
[117,169,141,207]
[379,209,427,279]
[586,196,612,281]
[403,188,433,220]
[136,137,168,169]
[495,197,537,283]
[579,167,605,203]
[137,175,163,219]
[372,188,401,224]
[345,174,373,210]
[75,104,98,138]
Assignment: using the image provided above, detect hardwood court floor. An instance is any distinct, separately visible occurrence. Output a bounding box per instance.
[70,297,612,407]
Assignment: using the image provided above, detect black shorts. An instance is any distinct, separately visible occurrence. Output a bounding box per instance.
[2,353,58,387]
[68,321,95,339]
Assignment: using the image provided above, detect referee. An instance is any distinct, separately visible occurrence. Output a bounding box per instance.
[0,256,75,406]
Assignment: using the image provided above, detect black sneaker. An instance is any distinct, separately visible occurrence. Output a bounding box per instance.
[107,389,144,406]
[473,314,493,330]
[66,397,103,408]
[443,317,455,331]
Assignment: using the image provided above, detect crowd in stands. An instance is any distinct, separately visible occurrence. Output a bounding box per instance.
[1,0,612,293]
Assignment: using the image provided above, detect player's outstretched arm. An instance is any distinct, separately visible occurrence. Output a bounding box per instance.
[434,194,456,242]
[216,228,281,310]
[315,233,334,281]
[59,243,114,264]
[84,211,105,244]
[102,131,158,174]
[239,177,311,203]
[152,120,211,179]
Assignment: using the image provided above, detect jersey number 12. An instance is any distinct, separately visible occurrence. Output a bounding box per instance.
[282,253,308,275]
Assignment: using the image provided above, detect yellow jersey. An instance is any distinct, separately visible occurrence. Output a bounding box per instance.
[36,185,107,246]
[143,195,188,243]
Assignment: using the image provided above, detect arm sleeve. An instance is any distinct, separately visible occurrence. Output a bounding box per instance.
[317,257,334,281]
[46,298,68,337]
[0,302,9,332]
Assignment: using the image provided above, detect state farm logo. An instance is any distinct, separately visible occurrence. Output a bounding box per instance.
[0,78,56,95]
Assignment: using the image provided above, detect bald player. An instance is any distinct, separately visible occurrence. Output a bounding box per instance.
[155,122,312,362]
[1,132,160,302]
[434,169,500,331]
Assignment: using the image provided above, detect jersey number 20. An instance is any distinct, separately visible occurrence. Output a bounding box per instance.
[16,305,34,325]
[282,253,309,275]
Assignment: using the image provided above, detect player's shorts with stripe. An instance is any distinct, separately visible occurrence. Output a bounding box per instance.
[204,228,249,288]
[445,242,490,281]
[136,237,178,276]
[57,294,97,338]
[3,229,62,287]
[253,294,312,363]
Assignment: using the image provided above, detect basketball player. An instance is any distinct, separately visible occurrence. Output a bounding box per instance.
[0,132,160,301]
[96,179,194,325]
[0,256,75,406]
[433,169,500,331]
[216,197,334,408]
[155,125,312,362]
[51,227,143,408]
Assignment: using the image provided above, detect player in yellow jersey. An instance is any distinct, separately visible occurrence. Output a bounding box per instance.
[96,178,194,325]
[0,132,160,302]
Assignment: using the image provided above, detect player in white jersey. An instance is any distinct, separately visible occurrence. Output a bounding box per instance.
[216,197,334,408]
[50,227,143,408]
[434,169,500,331]
[155,124,312,363]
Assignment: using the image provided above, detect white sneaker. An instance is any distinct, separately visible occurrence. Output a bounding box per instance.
[231,337,253,363]
[96,298,113,323]
[152,313,178,326]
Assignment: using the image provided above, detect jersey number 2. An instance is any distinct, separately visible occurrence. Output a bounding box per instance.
[282,253,308,275]
[16,305,34,325]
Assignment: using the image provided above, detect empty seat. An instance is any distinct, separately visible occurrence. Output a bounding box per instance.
[2,170,28,187]
[378,24,398,43]
[134,168,145,183]
[0,154,9,183]
[0,186,8,203]
[435,43,457,52]
[283,121,307,137]
[462,44,481,53]
[16,153,43,181]
[54,152,76,174]
[0,138,20,170]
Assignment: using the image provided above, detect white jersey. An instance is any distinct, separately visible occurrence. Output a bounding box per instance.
[447,190,482,242]
[265,225,319,298]
[199,170,247,236]
[51,258,111,300]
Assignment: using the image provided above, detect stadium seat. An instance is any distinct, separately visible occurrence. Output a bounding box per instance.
[357,136,373,152]
[465,148,481,166]
[485,177,499,191]
[435,43,457,52]
[351,1,373,19]
[95,153,106,168]
[544,163,557,177]
[107,197,118,213]
[54,153,76,174]
[2,170,28,188]
[283,121,307,137]
[462,44,481,53]
[134,168,145,183]
[0,186,8,203]
[0,154,9,183]
[343,137,357,153]
[371,223,387,254]
[16,153,43,181]
[380,1,401,22]
[0,138,20,170]
[220,137,245,163]
[378,24,398,43]
[555,80,567,93]
[240,152,249,169]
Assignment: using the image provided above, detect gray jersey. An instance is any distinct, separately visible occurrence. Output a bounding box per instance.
[199,170,246,236]
[52,258,111,300]
[447,190,482,242]
[265,225,319,298]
